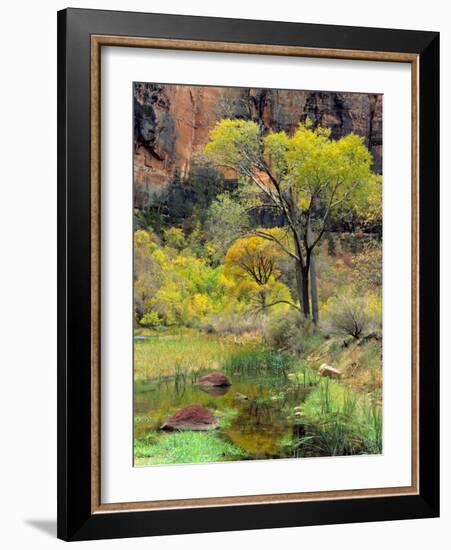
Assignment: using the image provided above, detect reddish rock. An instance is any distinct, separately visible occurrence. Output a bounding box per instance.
[197,372,232,388]
[133,83,383,209]
[161,405,218,431]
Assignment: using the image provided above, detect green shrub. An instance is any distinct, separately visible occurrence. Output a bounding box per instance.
[264,309,316,354]
[139,310,162,329]
[325,295,378,339]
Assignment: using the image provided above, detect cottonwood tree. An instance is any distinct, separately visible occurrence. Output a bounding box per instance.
[205,119,379,323]
[224,230,291,311]
[204,192,250,263]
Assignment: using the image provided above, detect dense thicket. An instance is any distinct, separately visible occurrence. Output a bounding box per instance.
[134,120,382,334]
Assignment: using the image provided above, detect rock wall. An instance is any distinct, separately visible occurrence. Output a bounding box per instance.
[134,83,382,209]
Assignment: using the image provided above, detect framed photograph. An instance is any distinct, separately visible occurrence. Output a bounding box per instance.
[57,8,439,541]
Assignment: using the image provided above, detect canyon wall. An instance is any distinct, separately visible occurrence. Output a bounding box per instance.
[134,83,382,209]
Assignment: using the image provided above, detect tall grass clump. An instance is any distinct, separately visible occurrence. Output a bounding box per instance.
[134,330,252,380]
[294,378,382,457]
[360,403,383,454]
[222,348,293,379]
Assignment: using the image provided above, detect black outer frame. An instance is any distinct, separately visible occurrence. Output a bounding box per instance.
[57,8,439,542]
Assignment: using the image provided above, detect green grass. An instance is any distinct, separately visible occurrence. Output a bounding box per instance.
[134,329,254,380]
[135,329,293,383]
[303,331,326,356]
[288,360,321,387]
[134,329,382,462]
[134,431,248,465]
[134,379,159,394]
[294,377,382,456]
[217,407,240,429]
[222,348,294,379]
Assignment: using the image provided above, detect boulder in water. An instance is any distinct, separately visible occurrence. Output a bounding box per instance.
[234,392,249,401]
[197,371,231,388]
[318,363,342,379]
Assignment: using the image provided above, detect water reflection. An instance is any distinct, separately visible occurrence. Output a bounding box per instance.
[134,371,311,458]
[199,385,231,397]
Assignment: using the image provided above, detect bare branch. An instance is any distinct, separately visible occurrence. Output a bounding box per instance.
[259,300,302,312]
[252,230,300,261]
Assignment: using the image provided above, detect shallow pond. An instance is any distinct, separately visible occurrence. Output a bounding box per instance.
[134,367,311,460]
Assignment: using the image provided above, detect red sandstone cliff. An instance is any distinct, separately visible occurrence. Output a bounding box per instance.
[134,83,382,209]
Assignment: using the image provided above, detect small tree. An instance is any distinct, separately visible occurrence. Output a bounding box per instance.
[205,119,379,323]
[163,227,186,250]
[139,310,162,329]
[224,230,293,311]
[326,295,372,339]
[204,192,250,262]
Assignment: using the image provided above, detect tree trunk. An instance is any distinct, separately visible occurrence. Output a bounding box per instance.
[294,259,304,313]
[306,217,319,324]
[294,258,311,318]
[310,255,319,324]
[301,266,310,318]
[287,195,311,319]
[259,289,266,310]
[288,218,311,319]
